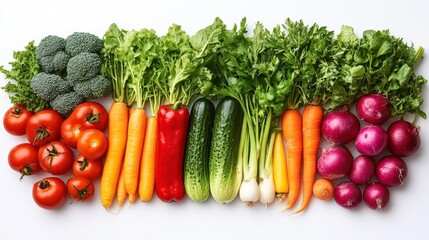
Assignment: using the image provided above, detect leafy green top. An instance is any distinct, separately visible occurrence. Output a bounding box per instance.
[1,41,49,112]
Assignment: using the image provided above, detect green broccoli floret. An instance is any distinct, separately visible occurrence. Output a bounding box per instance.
[74,75,112,100]
[49,91,84,117]
[39,51,70,74]
[36,35,66,61]
[67,52,101,84]
[65,32,103,57]
[30,72,72,101]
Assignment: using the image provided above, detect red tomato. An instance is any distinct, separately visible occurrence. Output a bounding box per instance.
[3,105,34,136]
[38,141,74,175]
[32,177,67,210]
[67,176,95,201]
[77,129,108,160]
[72,154,103,180]
[26,110,63,147]
[61,102,108,149]
[61,120,82,149]
[69,101,108,131]
[8,143,41,179]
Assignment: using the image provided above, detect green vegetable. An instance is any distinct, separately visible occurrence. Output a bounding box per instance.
[73,75,112,100]
[184,97,215,202]
[209,96,244,204]
[49,91,84,117]
[65,32,103,57]
[0,41,49,112]
[36,35,68,75]
[331,25,427,119]
[154,18,224,105]
[207,19,294,204]
[30,72,71,101]
[67,52,102,84]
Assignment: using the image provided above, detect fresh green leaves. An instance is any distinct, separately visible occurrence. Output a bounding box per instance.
[331,26,426,118]
[1,41,49,112]
[159,19,224,105]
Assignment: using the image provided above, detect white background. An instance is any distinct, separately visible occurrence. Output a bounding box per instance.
[1,0,428,239]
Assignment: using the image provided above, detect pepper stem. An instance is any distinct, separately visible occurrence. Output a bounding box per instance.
[169,101,182,110]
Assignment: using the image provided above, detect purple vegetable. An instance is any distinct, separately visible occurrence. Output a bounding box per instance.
[376,155,408,187]
[317,145,353,180]
[356,94,391,125]
[321,108,360,145]
[349,155,376,185]
[387,120,421,157]
[355,125,388,156]
[334,181,362,209]
[363,182,390,210]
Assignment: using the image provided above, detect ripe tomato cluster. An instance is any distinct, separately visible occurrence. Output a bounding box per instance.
[4,102,108,210]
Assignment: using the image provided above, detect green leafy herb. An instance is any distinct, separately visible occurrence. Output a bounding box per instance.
[1,41,49,112]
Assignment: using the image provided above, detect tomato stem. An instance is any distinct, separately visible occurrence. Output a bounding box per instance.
[34,125,50,144]
[86,106,100,124]
[38,180,50,189]
[11,107,22,116]
[73,183,92,200]
[77,158,88,171]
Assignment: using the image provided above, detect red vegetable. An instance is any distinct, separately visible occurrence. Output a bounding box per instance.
[321,107,360,145]
[316,145,353,180]
[8,143,41,180]
[26,109,63,147]
[387,120,420,157]
[32,177,67,210]
[3,105,34,136]
[355,125,387,156]
[363,182,390,210]
[349,155,375,185]
[155,103,189,202]
[67,176,95,202]
[334,181,362,209]
[61,101,108,149]
[355,93,391,125]
[376,155,407,187]
[38,141,74,175]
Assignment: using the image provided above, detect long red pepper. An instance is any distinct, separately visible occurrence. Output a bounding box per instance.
[155,102,189,202]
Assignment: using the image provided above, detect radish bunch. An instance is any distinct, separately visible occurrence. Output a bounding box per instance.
[318,93,421,211]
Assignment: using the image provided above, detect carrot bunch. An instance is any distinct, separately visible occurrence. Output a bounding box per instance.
[273,19,335,213]
[100,24,160,210]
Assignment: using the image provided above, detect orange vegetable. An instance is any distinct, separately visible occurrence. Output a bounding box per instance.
[100,101,128,209]
[281,109,302,210]
[123,108,147,201]
[139,116,157,202]
[294,105,324,214]
[313,178,334,201]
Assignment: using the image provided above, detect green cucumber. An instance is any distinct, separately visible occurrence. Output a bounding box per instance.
[184,97,215,202]
[209,96,244,203]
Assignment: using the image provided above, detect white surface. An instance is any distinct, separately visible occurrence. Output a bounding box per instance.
[1,0,428,239]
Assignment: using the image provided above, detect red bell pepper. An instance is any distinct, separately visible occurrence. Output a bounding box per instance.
[155,102,189,202]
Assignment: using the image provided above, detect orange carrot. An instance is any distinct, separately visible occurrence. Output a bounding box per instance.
[123,108,147,200]
[116,164,127,208]
[282,109,302,210]
[100,101,129,209]
[294,105,324,214]
[273,131,289,202]
[138,116,157,202]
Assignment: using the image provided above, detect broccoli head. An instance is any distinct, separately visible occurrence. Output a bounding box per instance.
[39,51,70,74]
[30,72,72,101]
[67,52,101,84]
[49,91,84,117]
[36,35,66,61]
[74,75,112,100]
[65,32,103,57]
